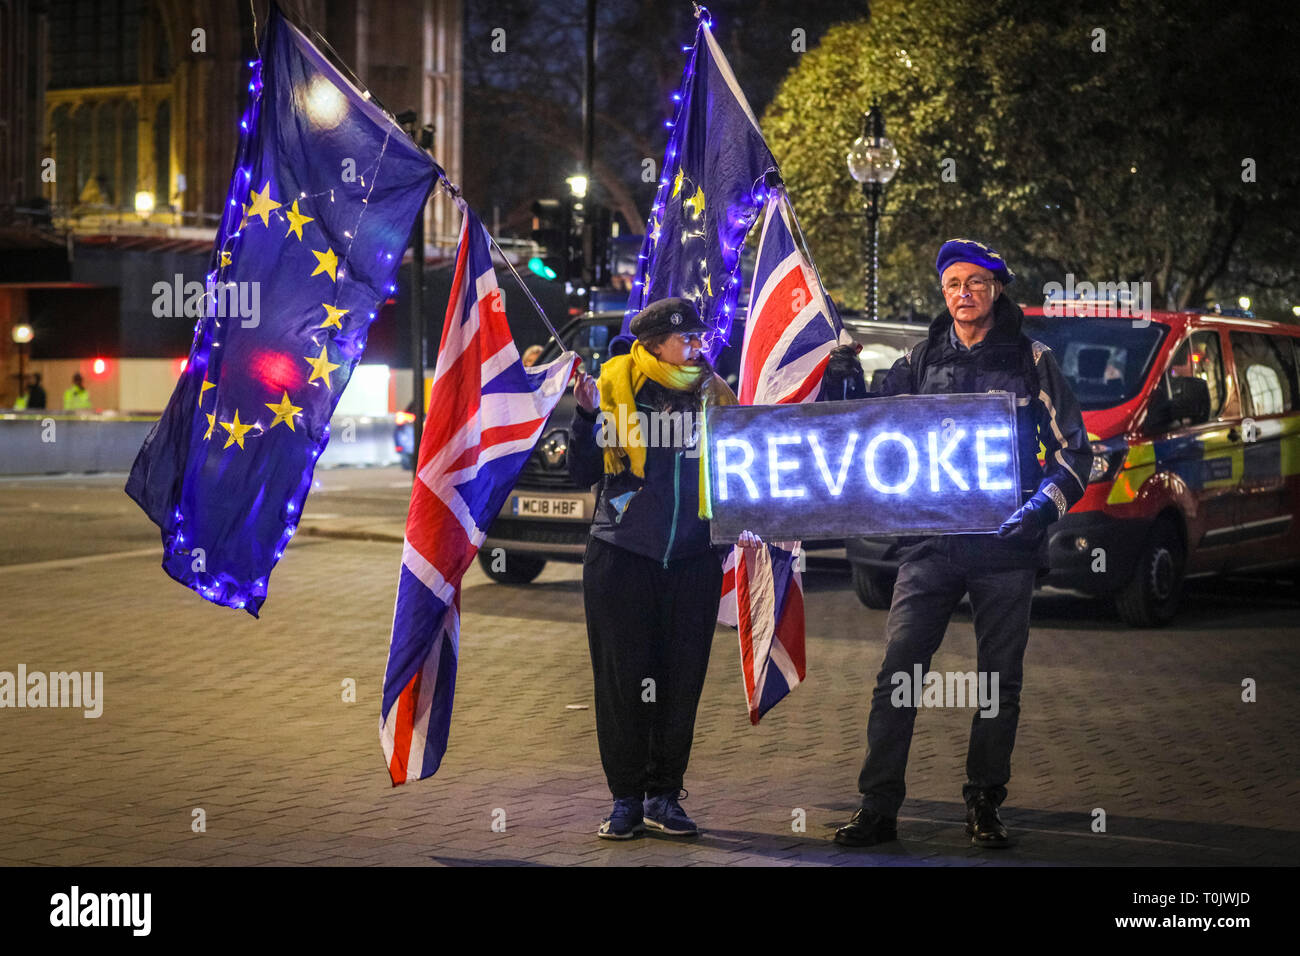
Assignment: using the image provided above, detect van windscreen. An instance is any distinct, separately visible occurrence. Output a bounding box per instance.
[1021,317,1168,411]
[540,318,622,376]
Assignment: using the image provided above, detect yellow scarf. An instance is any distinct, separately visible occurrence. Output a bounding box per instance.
[597,341,737,519]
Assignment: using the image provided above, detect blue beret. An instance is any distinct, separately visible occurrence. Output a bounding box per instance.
[935,238,1015,285]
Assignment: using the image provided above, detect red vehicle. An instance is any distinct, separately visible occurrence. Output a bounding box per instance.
[847,304,1300,625]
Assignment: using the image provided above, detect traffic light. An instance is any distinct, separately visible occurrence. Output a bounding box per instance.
[585,203,612,287]
[530,198,573,282]
[531,197,612,289]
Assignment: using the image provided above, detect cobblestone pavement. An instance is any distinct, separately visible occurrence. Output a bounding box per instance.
[1,524,1297,867]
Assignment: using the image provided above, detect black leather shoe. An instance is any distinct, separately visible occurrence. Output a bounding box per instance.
[834,808,898,847]
[966,795,1011,848]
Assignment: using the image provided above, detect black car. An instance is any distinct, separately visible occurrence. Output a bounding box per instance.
[476,310,930,583]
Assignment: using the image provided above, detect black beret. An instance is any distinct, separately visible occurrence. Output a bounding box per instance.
[629,296,709,340]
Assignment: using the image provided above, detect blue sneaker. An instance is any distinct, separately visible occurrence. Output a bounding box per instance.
[643,790,699,836]
[597,797,645,840]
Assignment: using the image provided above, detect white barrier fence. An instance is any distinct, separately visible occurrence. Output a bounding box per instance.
[0,413,402,475]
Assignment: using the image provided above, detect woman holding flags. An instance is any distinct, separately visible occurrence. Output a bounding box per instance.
[567,296,760,839]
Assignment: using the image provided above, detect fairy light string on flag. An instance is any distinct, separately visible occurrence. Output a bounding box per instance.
[138,5,575,614]
[625,13,702,327]
[138,7,436,614]
[624,3,778,359]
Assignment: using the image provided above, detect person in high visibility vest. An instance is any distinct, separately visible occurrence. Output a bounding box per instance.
[63,373,91,410]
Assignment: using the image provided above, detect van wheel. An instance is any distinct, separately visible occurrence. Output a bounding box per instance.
[1114,519,1185,626]
[852,564,896,610]
[476,550,546,584]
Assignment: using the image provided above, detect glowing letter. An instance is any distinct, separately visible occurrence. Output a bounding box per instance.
[808,430,858,496]
[864,431,918,494]
[767,435,805,499]
[927,428,969,491]
[976,426,1013,490]
[715,438,759,501]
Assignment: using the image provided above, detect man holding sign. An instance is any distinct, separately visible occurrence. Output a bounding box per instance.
[830,239,1090,849]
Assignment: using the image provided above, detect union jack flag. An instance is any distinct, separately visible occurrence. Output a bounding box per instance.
[380,203,577,785]
[719,190,850,724]
[737,191,850,404]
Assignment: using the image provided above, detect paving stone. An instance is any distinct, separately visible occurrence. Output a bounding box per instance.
[1,538,1296,866]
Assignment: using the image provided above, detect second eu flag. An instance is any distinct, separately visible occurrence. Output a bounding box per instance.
[624,15,779,355]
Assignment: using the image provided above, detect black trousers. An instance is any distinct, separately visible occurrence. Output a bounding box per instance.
[856,542,1035,817]
[583,536,723,800]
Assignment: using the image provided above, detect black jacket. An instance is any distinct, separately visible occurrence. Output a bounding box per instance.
[850,296,1091,569]
[568,379,718,567]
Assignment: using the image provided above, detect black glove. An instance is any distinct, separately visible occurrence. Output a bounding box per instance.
[820,345,867,401]
[996,483,1066,541]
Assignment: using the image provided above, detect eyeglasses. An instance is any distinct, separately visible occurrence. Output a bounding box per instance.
[942,276,994,296]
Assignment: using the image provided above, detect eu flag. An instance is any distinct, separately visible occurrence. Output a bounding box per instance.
[126,4,436,616]
[624,14,779,355]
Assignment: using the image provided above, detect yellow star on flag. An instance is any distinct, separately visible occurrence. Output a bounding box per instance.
[219,409,254,450]
[238,202,251,230]
[684,185,705,218]
[285,200,315,241]
[203,413,216,440]
[304,343,340,389]
[219,251,232,267]
[319,303,349,330]
[310,247,339,282]
[672,168,684,198]
[265,390,303,431]
[247,181,283,228]
[703,273,713,296]
[200,376,216,401]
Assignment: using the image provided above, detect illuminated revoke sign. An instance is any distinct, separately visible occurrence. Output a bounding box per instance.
[707,393,1022,543]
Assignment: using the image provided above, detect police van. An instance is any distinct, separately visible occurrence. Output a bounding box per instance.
[847,303,1300,625]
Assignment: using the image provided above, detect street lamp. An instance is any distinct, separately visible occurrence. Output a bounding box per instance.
[12,323,33,401]
[566,172,589,311]
[847,103,900,321]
